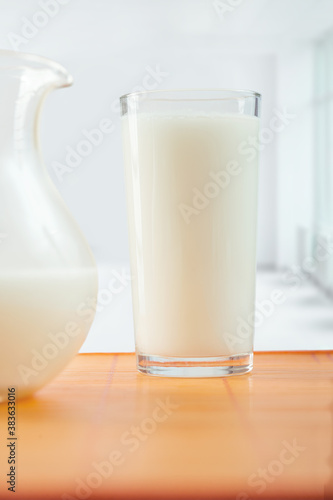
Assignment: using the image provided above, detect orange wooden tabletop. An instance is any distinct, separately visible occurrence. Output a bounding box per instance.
[0,352,332,500]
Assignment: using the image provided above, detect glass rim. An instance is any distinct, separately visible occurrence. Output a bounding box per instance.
[120,88,261,102]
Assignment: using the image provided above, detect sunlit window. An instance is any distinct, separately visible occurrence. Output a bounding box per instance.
[314,32,333,231]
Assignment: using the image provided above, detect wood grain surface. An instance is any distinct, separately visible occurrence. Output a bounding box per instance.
[0,352,332,500]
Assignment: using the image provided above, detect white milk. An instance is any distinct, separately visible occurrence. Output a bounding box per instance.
[0,268,96,399]
[122,113,259,357]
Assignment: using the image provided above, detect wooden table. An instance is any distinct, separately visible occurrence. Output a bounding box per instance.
[0,352,332,500]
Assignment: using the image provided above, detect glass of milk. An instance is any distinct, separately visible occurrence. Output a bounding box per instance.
[120,89,261,377]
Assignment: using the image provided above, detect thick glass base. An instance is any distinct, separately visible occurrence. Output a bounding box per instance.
[137,353,253,378]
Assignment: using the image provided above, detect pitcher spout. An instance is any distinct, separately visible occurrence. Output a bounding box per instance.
[0,50,73,160]
[0,50,73,89]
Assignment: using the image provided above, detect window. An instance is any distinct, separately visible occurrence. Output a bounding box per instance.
[314,32,333,231]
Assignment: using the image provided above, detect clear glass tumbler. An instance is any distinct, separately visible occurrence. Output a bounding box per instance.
[120,89,261,377]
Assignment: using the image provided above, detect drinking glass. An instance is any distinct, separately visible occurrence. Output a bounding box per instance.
[120,89,261,377]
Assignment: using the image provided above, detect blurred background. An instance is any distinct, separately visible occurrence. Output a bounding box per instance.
[1,0,332,352]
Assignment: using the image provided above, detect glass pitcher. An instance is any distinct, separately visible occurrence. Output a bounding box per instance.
[0,51,98,399]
